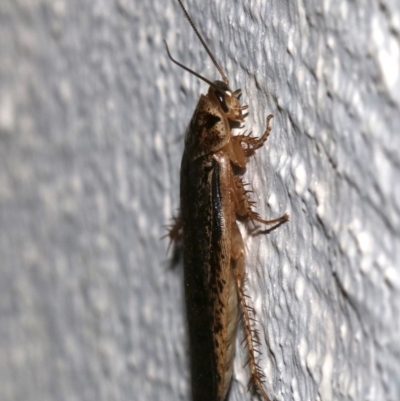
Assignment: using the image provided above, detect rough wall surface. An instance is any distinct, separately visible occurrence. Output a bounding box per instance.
[1,0,399,401]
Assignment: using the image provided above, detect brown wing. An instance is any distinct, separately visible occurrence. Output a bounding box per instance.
[181,151,238,401]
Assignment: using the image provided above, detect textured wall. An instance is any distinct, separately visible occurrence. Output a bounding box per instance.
[1,0,400,401]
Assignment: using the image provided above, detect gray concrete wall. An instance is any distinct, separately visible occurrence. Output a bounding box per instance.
[1,0,399,400]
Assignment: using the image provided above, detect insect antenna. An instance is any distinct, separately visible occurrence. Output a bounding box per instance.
[164,40,218,89]
[175,0,229,85]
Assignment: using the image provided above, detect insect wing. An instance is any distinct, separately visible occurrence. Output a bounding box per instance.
[181,151,238,401]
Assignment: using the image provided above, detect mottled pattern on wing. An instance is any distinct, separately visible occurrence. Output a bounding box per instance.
[181,150,237,401]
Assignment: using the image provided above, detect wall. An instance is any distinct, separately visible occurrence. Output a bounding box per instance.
[1,0,399,400]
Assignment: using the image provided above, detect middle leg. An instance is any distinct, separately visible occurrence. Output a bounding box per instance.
[232,176,289,226]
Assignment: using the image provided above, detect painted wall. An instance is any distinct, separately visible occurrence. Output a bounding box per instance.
[1,0,399,400]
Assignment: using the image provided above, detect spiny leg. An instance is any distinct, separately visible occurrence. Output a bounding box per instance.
[163,214,183,253]
[235,114,274,157]
[236,276,272,401]
[233,176,289,226]
[231,222,271,401]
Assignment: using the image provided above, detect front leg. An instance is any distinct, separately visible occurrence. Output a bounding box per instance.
[227,115,275,167]
[235,114,274,157]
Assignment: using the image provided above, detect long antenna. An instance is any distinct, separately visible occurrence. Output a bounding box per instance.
[176,0,229,85]
[164,40,219,90]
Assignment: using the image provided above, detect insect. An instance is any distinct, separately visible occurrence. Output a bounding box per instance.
[165,1,289,400]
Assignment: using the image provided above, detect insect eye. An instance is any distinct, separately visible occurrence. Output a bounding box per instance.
[216,91,229,113]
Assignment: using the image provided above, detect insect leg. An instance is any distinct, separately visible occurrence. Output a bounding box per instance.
[231,222,271,401]
[234,114,274,157]
[232,176,289,226]
[163,214,183,253]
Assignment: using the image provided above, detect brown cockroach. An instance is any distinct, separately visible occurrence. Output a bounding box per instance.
[165,1,289,400]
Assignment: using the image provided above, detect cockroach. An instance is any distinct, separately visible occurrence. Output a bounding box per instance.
[165,1,289,400]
